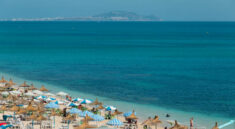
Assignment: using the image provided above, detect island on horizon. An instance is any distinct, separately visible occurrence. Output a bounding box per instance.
[0,11,162,22]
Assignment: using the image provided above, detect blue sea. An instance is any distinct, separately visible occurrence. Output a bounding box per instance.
[0,21,235,127]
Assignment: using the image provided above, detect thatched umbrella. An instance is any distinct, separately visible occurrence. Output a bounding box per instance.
[16,108,27,115]
[36,113,47,129]
[8,78,16,86]
[90,98,102,105]
[10,104,20,119]
[112,109,123,119]
[212,122,219,129]
[39,85,48,92]
[151,116,162,129]
[74,122,97,129]
[142,117,152,126]
[170,120,188,129]
[28,84,37,90]
[29,112,38,129]
[0,104,7,115]
[126,110,138,120]
[20,81,30,88]
[0,76,8,83]
[97,103,105,110]
[10,104,20,112]
[50,109,59,128]
[26,102,37,112]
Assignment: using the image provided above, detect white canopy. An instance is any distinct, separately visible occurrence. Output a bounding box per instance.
[25,92,34,96]
[1,91,9,96]
[10,90,21,95]
[44,92,55,97]
[56,91,68,96]
[33,90,43,95]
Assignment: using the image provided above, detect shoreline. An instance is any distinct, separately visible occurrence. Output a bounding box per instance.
[0,71,233,129]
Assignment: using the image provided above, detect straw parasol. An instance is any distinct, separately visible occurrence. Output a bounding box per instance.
[29,112,38,120]
[16,108,27,115]
[0,76,8,83]
[170,120,188,129]
[90,98,102,105]
[10,104,20,112]
[112,109,123,116]
[212,122,219,129]
[20,81,30,88]
[8,79,16,86]
[151,116,162,129]
[39,85,48,92]
[36,114,47,121]
[97,103,105,110]
[126,110,138,120]
[142,117,153,126]
[28,84,37,90]
[0,104,7,115]
[26,102,37,112]
[74,122,97,129]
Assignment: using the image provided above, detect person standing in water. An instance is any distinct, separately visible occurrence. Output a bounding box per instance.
[190,117,194,129]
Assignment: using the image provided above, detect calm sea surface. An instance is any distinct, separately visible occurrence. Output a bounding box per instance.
[0,22,235,117]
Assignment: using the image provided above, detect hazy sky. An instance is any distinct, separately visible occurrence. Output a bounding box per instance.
[0,0,234,21]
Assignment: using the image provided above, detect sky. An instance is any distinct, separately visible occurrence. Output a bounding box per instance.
[0,0,235,21]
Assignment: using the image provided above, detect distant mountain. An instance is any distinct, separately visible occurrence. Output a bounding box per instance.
[93,11,160,21]
[0,11,161,21]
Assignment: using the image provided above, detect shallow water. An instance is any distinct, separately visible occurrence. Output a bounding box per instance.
[0,22,235,128]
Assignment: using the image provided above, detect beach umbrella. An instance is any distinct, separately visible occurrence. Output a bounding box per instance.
[20,81,30,88]
[45,102,59,109]
[1,91,9,96]
[0,124,13,129]
[50,109,58,128]
[28,84,37,90]
[0,76,8,83]
[81,114,94,123]
[79,111,94,117]
[16,108,27,115]
[37,95,47,100]
[151,116,162,129]
[55,100,65,105]
[142,117,153,126]
[170,120,188,129]
[8,78,16,86]
[39,85,48,92]
[26,103,37,112]
[107,118,123,126]
[0,104,7,115]
[46,97,56,102]
[10,104,20,112]
[56,91,67,97]
[10,90,21,95]
[105,105,116,111]
[44,92,55,97]
[123,111,136,117]
[25,92,34,97]
[91,114,104,121]
[112,109,123,116]
[33,90,43,95]
[90,98,101,105]
[73,97,83,102]
[97,104,105,110]
[67,102,78,107]
[74,122,97,129]
[81,99,92,104]
[68,108,82,114]
[212,122,219,129]
[126,110,138,120]
[36,114,47,129]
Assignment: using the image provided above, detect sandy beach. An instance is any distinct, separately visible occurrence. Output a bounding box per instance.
[0,72,233,129]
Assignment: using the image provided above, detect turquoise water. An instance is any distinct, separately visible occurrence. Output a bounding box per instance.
[0,22,235,119]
